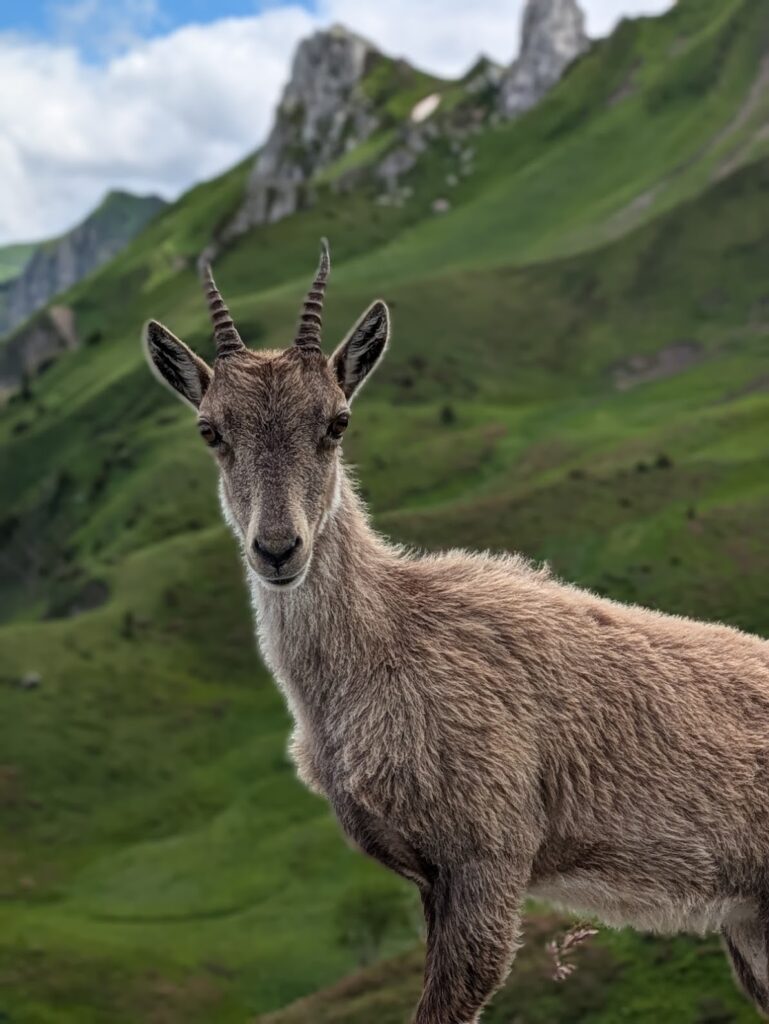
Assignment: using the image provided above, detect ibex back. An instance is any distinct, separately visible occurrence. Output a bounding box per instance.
[144,240,769,1024]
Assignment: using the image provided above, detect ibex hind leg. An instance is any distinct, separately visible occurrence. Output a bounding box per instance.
[722,906,769,1019]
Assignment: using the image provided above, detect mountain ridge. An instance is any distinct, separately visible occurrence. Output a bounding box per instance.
[0,189,166,335]
[214,0,589,254]
[0,189,167,395]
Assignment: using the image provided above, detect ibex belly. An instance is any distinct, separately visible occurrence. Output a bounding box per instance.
[530,872,754,936]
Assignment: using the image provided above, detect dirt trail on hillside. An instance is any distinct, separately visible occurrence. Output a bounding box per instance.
[606,52,769,238]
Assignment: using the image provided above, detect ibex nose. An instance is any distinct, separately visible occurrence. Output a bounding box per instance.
[253,535,302,570]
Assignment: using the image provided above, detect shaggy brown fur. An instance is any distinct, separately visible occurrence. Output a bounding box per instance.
[144,244,769,1024]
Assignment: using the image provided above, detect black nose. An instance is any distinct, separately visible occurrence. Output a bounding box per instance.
[253,535,302,569]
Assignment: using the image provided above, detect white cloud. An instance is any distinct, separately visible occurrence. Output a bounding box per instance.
[584,0,674,36]
[0,0,675,245]
[319,0,675,75]
[0,5,316,243]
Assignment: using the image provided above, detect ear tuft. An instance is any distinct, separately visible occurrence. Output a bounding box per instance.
[143,320,212,410]
[330,300,390,401]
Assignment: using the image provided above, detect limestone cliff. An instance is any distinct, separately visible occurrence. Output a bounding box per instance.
[225,26,381,238]
[498,0,589,118]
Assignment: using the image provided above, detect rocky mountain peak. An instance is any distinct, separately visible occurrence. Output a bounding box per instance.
[224,25,381,237]
[498,0,589,117]
[272,25,376,160]
[0,190,165,341]
[214,6,589,253]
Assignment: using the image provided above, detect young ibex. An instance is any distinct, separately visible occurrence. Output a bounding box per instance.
[144,240,769,1023]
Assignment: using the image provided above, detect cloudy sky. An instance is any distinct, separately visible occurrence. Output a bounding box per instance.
[0,0,675,245]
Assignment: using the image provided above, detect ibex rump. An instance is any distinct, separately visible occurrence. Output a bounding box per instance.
[144,240,769,1023]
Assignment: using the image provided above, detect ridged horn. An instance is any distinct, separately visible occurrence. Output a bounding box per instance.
[200,262,245,358]
[294,238,330,350]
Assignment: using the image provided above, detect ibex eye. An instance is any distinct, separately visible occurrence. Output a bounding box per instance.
[198,421,220,447]
[328,411,350,441]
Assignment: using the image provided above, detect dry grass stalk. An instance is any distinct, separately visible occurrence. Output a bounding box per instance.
[546,923,600,982]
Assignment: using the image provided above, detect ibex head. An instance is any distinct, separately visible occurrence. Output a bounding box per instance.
[143,240,390,589]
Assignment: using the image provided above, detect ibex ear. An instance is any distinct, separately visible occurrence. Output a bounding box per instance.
[330,300,389,401]
[143,320,212,410]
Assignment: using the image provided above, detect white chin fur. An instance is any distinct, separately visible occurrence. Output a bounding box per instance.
[254,565,310,592]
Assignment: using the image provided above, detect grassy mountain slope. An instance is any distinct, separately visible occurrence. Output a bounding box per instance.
[306,0,769,283]
[1,0,768,1020]
[256,914,759,1024]
[0,243,36,284]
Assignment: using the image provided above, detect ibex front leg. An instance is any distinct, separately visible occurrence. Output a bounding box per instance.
[415,859,525,1024]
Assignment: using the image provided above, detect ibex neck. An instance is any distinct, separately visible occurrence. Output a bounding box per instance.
[301,467,393,606]
[248,466,397,706]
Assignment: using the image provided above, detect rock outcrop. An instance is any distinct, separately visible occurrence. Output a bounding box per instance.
[0,305,79,399]
[373,59,502,198]
[498,0,588,118]
[224,26,381,239]
[0,190,165,337]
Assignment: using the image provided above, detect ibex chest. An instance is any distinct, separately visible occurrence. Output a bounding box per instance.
[252,587,349,748]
